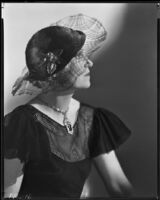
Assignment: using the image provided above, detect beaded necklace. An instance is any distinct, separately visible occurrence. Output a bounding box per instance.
[39,98,73,135]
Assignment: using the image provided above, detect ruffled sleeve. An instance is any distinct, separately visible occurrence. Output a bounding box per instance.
[4,106,32,163]
[89,107,131,158]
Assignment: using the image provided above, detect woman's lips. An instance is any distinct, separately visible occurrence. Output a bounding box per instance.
[84,72,90,76]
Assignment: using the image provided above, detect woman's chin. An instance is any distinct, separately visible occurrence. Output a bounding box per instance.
[76,82,91,89]
[85,82,91,88]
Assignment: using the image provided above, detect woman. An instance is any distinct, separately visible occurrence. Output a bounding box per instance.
[4,14,133,199]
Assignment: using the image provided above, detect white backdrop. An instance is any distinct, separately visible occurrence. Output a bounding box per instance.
[3,3,128,114]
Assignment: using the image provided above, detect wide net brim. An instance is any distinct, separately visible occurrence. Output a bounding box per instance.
[51,14,107,56]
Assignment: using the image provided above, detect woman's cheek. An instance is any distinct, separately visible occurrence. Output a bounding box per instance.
[69,60,86,77]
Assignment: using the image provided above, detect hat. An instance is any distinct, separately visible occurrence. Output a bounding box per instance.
[12,14,107,96]
[25,26,86,81]
[51,13,107,56]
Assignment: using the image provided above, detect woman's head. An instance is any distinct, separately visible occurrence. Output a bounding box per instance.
[12,14,106,96]
[25,26,86,81]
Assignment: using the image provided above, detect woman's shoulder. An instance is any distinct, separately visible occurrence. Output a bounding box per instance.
[5,104,31,116]
[78,100,112,116]
[77,99,113,118]
[78,100,120,124]
[79,101,121,118]
[4,104,34,126]
[86,105,131,157]
[78,101,131,130]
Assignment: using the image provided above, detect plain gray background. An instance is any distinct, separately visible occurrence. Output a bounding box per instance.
[3,3,157,198]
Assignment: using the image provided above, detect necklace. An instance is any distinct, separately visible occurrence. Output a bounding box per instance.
[38,98,73,135]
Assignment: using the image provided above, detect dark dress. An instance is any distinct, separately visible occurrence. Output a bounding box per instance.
[4,102,131,199]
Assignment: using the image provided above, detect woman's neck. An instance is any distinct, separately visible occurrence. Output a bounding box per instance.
[36,90,74,112]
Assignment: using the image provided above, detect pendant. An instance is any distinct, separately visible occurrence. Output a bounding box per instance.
[63,117,73,135]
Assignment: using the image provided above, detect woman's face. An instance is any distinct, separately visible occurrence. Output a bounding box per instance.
[46,52,93,92]
[71,52,93,89]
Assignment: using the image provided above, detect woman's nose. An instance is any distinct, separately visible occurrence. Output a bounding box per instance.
[86,59,93,68]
